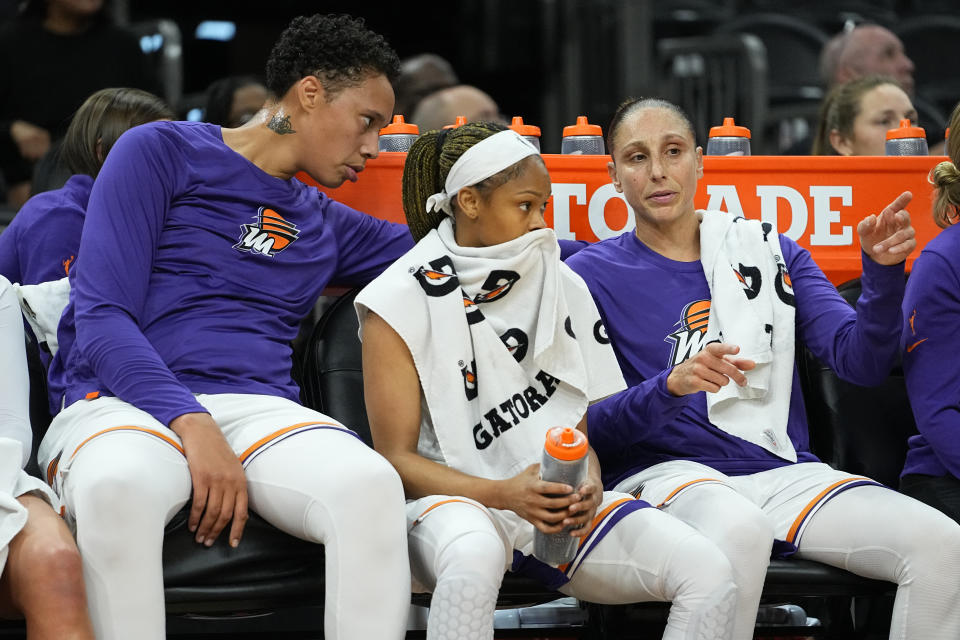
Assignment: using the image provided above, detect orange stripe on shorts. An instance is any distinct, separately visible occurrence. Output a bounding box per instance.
[238,421,343,463]
[70,426,185,461]
[657,477,720,507]
[786,477,864,544]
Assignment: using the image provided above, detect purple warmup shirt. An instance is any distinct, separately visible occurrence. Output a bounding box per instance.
[0,174,91,285]
[566,229,905,489]
[901,223,960,479]
[50,121,413,426]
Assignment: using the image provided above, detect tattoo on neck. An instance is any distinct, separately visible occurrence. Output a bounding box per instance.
[268,113,296,135]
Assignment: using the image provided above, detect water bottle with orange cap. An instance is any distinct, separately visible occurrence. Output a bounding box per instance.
[561,116,605,155]
[532,426,589,565]
[378,115,419,152]
[886,118,928,156]
[509,116,541,152]
[706,117,752,156]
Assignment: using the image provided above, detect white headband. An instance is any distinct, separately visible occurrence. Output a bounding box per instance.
[425,129,539,216]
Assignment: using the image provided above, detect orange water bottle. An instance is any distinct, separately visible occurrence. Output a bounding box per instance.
[509,116,542,152]
[561,116,604,155]
[886,119,928,156]
[706,117,752,156]
[378,115,419,152]
[532,426,589,565]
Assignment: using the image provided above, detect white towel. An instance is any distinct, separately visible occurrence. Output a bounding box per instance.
[13,277,70,356]
[0,438,59,575]
[356,218,625,480]
[698,210,798,461]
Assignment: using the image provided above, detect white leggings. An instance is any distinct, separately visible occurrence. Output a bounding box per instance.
[408,494,738,640]
[665,481,960,640]
[0,275,31,465]
[49,395,410,640]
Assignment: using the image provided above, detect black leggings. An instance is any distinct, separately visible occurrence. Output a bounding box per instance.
[901,473,960,524]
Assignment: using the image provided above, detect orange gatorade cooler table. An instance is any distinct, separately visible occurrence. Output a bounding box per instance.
[302,154,946,285]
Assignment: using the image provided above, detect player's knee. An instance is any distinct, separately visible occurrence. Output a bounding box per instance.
[715,507,775,562]
[13,535,86,609]
[71,461,172,527]
[435,528,506,593]
[667,532,737,603]
[340,450,405,509]
[905,514,960,588]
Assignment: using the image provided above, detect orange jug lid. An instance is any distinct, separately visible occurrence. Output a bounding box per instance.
[442,115,469,130]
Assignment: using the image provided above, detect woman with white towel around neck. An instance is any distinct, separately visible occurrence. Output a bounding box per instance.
[565,97,960,640]
[358,121,739,640]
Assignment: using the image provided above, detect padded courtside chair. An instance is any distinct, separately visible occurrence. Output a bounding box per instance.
[23,333,327,636]
[300,288,565,610]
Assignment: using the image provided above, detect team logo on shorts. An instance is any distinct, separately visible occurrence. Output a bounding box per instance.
[234,207,300,257]
[414,256,460,297]
[665,299,711,366]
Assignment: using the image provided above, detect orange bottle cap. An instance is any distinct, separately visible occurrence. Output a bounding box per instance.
[709,117,751,139]
[562,115,602,137]
[442,115,469,130]
[379,114,418,135]
[886,118,926,140]
[544,426,588,460]
[510,116,541,137]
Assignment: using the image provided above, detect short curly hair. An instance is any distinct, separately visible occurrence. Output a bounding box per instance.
[265,14,400,100]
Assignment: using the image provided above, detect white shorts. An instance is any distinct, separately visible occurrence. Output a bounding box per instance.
[613,460,882,550]
[406,491,648,591]
[39,393,356,495]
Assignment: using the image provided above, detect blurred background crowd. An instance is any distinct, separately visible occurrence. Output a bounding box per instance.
[0,0,955,206]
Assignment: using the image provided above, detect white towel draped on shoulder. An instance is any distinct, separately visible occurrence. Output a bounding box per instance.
[356,218,625,480]
[699,209,798,461]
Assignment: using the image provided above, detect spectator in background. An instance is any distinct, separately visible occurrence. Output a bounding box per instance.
[785,24,917,155]
[411,85,504,131]
[0,0,155,208]
[900,101,960,524]
[203,76,268,128]
[820,24,915,96]
[812,75,915,156]
[393,53,458,119]
[0,88,172,287]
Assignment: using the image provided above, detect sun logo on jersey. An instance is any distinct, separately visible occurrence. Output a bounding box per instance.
[665,299,712,366]
[233,207,300,257]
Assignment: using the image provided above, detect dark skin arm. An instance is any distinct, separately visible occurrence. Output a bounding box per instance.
[362,311,600,535]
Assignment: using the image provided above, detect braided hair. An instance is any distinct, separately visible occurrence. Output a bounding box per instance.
[403,121,539,241]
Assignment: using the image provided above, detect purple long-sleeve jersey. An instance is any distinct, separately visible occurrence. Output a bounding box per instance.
[901,223,960,479]
[566,229,905,489]
[0,174,91,285]
[49,121,414,426]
